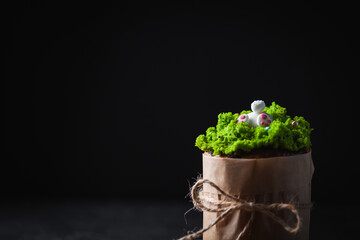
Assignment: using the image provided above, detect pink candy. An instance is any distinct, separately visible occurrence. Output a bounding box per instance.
[260,120,270,127]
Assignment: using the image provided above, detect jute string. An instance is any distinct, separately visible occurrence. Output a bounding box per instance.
[178,179,301,240]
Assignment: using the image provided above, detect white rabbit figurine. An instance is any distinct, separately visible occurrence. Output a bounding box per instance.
[236,100,272,128]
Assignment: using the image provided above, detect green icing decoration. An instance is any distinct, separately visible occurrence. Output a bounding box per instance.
[195,102,313,155]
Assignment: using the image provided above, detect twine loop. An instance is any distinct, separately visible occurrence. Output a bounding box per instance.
[178,179,301,240]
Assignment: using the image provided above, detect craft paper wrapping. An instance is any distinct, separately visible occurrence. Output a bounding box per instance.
[202,151,314,240]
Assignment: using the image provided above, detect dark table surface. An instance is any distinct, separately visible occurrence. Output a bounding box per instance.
[0,200,358,240]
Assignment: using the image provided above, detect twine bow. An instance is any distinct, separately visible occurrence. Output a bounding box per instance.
[178,179,301,240]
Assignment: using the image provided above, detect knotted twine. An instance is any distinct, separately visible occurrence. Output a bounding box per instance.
[178,179,301,240]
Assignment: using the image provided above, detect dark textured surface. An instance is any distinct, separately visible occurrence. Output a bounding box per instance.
[0,200,198,240]
[0,201,358,240]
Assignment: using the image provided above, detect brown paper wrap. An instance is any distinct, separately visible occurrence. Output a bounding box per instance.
[202,151,314,240]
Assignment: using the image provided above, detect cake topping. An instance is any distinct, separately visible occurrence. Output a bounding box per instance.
[237,114,248,123]
[236,100,273,128]
[291,121,299,127]
[251,100,265,113]
[195,101,313,156]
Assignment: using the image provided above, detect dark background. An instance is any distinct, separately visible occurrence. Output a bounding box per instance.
[3,1,358,202]
[2,2,359,239]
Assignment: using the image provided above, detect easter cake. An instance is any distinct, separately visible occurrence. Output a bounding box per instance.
[178,100,314,240]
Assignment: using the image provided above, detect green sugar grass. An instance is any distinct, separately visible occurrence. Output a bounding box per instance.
[195,101,312,156]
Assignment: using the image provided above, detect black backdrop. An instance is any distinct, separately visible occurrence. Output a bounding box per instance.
[3,2,358,204]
